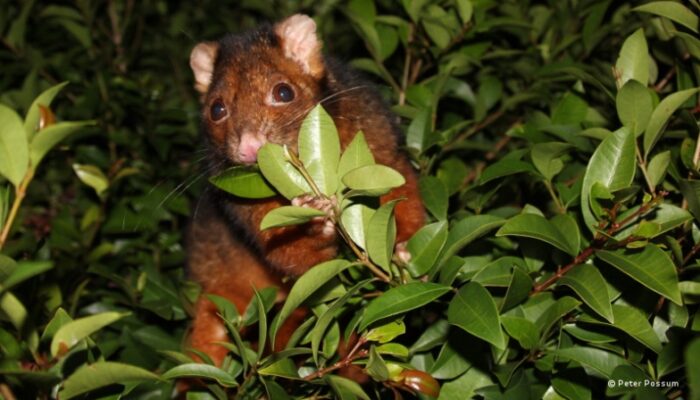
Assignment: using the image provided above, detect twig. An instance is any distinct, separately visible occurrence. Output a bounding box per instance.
[0,170,33,251]
[303,337,368,381]
[530,193,666,294]
[654,66,677,93]
[444,110,506,152]
[286,149,391,283]
[0,383,16,400]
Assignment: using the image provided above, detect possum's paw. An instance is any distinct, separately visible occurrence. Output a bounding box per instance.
[394,241,411,264]
[292,194,337,236]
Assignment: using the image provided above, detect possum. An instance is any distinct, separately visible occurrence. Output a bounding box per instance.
[186,14,425,365]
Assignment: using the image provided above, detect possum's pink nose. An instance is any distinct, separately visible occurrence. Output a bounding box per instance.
[238,134,267,164]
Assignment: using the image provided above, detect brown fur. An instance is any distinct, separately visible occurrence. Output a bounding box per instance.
[186,14,425,366]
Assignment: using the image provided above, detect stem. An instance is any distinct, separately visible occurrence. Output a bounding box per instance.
[398,25,414,106]
[287,148,392,283]
[444,110,506,152]
[335,213,391,283]
[531,246,596,295]
[530,193,666,294]
[286,149,325,199]
[544,180,565,214]
[303,337,368,381]
[0,170,33,251]
[635,142,656,196]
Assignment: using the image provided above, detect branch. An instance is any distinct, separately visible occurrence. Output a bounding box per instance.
[530,193,666,295]
[303,337,368,381]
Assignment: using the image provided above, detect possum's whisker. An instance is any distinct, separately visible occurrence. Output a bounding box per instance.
[156,161,222,211]
[269,85,367,136]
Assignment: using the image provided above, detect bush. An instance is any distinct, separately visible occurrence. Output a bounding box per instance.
[1,0,699,399]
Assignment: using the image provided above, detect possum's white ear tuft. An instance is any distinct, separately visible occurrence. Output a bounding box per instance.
[190,41,219,94]
[275,14,324,77]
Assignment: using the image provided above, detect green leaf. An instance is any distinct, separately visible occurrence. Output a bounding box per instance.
[552,347,629,378]
[209,166,276,199]
[59,362,159,400]
[455,0,473,23]
[260,206,326,230]
[447,282,506,349]
[633,2,699,33]
[406,108,431,155]
[1,260,53,291]
[647,151,671,187]
[430,341,471,380]
[24,81,69,140]
[41,308,72,341]
[551,214,581,255]
[337,131,375,185]
[375,342,408,358]
[407,221,448,277]
[497,213,577,256]
[327,375,371,400]
[536,296,581,337]
[552,367,591,400]
[51,311,128,357]
[365,345,389,381]
[340,203,374,250]
[596,245,681,305]
[501,267,533,312]
[161,363,237,386]
[679,179,700,222]
[258,143,310,199]
[531,142,571,181]
[73,164,109,197]
[581,127,635,233]
[686,337,700,397]
[646,203,693,235]
[258,358,299,379]
[270,260,351,348]
[298,105,340,195]
[643,88,700,158]
[410,319,449,354]
[616,80,652,137]
[30,121,94,167]
[0,104,29,187]
[311,279,371,364]
[342,165,405,197]
[479,159,536,185]
[615,28,649,86]
[438,368,492,400]
[558,264,613,323]
[0,291,27,329]
[360,282,450,331]
[365,319,406,343]
[242,287,277,327]
[552,92,588,125]
[501,316,539,350]
[365,200,399,272]
[438,215,505,265]
[581,305,662,353]
[419,176,448,220]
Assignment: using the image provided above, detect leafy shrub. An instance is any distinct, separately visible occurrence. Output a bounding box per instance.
[1,0,699,399]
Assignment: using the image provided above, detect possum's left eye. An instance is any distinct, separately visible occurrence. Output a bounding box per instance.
[272,83,295,103]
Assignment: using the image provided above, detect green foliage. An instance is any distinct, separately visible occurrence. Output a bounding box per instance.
[1,0,700,399]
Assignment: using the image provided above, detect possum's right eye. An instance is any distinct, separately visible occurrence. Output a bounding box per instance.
[210,99,228,122]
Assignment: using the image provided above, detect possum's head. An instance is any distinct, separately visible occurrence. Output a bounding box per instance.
[190,14,325,166]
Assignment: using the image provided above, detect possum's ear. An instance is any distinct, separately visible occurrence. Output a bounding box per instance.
[190,41,218,94]
[275,14,324,78]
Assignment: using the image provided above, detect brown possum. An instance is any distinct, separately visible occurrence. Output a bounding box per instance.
[186,14,425,366]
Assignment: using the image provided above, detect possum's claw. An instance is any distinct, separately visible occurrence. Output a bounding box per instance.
[292,194,337,237]
[395,241,411,264]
